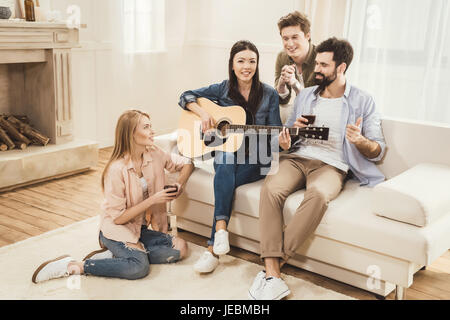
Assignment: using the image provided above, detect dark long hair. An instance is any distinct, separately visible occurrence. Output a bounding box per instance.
[228,40,264,118]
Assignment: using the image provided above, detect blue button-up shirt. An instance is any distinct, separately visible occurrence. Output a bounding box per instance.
[286,83,386,187]
[179,80,282,162]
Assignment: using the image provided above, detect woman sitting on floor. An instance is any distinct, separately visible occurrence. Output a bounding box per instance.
[32,109,194,283]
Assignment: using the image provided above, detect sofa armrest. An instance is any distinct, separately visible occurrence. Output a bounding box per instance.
[372,163,450,227]
[154,131,178,154]
[154,131,190,187]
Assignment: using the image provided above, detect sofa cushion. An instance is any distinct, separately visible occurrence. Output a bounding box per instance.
[193,158,215,174]
[313,180,450,266]
[372,163,450,227]
[184,164,265,218]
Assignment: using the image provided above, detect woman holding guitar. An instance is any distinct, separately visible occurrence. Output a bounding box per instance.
[179,40,282,273]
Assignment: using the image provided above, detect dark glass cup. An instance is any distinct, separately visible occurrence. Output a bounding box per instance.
[164,185,178,233]
[164,185,178,194]
[301,115,316,125]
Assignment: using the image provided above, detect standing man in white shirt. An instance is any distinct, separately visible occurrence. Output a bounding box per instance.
[275,11,317,123]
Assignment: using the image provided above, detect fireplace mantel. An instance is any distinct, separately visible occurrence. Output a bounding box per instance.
[0,20,82,52]
[0,21,98,192]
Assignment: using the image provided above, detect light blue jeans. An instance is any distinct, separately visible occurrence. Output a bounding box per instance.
[83,226,180,280]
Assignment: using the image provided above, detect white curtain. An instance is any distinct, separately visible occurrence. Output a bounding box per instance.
[295,0,349,42]
[344,0,450,125]
[121,0,165,54]
[104,0,168,86]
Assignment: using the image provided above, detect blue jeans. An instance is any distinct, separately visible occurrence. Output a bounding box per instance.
[83,226,181,280]
[208,151,267,246]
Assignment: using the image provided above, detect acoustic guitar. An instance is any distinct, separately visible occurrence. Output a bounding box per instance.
[177,98,329,159]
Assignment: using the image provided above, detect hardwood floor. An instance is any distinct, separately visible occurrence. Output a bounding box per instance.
[0,147,449,300]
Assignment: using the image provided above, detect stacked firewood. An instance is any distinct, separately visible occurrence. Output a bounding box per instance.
[0,115,50,151]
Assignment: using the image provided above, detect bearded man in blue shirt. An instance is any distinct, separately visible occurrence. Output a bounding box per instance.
[249,37,387,300]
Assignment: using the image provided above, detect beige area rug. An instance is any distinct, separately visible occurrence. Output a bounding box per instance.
[0,217,355,300]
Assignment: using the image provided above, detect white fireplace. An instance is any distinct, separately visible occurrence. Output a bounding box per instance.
[0,20,98,191]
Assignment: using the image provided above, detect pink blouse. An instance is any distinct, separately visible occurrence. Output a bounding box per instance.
[99,146,191,244]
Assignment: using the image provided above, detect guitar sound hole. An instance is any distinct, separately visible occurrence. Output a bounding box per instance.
[202,120,230,148]
[216,120,231,138]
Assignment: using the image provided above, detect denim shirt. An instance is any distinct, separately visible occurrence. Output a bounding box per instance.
[178,80,282,162]
[286,83,387,187]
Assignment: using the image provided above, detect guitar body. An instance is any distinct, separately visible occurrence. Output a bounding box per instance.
[177,98,247,158]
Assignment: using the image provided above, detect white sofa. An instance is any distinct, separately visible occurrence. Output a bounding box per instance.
[155,118,450,300]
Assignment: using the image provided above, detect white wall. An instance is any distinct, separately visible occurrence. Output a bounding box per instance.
[44,0,347,147]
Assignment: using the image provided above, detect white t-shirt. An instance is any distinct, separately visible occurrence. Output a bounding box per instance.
[294,96,349,173]
[140,176,149,199]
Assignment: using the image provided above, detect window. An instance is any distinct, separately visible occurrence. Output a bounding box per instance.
[345,0,450,124]
[123,0,166,53]
[361,0,449,66]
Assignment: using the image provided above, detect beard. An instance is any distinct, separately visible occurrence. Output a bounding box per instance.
[313,69,337,94]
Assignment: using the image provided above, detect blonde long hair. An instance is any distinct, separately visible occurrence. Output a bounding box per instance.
[101,110,151,191]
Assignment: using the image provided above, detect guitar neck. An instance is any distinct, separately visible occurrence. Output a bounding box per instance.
[228,124,313,135]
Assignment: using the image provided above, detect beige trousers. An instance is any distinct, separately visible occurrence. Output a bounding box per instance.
[259,154,347,262]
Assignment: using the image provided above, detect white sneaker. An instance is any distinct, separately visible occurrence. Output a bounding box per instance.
[213,230,230,256]
[83,248,114,261]
[193,251,219,273]
[258,277,291,300]
[248,270,266,300]
[32,255,75,284]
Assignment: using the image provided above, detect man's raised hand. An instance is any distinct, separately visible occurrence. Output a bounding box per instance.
[346,117,364,144]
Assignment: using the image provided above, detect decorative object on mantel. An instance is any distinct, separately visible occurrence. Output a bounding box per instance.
[24,0,34,21]
[33,0,45,21]
[0,6,12,19]
[0,115,50,151]
[46,9,62,22]
[0,0,15,18]
[16,0,25,18]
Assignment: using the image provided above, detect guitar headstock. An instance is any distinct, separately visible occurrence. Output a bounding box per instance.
[298,126,329,141]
